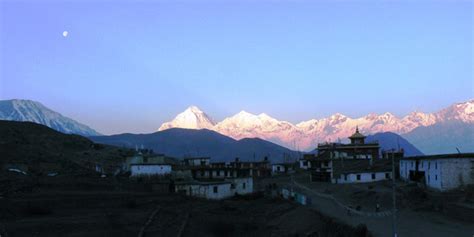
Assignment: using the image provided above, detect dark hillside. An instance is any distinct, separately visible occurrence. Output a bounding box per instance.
[0,120,132,176]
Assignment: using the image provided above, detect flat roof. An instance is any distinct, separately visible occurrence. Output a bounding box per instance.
[130,163,172,166]
[175,179,232,185]
[402,153,474,160]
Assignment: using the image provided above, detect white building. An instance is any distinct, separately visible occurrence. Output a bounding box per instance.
[272,163,294,175]
[310,159,393,184]
[400,153,474,191]
[232,177,253,195]
[333,171,392,184]
[299,154,317,170]
[130,164,172,177]
[175,181,233,200]
[175,177,254,200]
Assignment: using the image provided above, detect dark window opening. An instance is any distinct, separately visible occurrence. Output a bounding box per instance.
[356,174,361,180]
[385,173,390,179]
[243,183,246,189]
[213,186,218,193]
[371,173,376,180]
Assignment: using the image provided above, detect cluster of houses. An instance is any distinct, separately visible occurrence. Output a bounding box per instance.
[298,127,474,192]
[108,126,473,198]
[122,154,274,200]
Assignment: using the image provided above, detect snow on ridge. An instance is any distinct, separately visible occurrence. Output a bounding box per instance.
[157,99,473,151]
[0,99,101,136]
[158,105,215,131]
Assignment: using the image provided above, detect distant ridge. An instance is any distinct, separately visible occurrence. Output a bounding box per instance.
[90,128,300,163]
[402,121,474,155]
[366,132,423,156]
[0,99,101,136]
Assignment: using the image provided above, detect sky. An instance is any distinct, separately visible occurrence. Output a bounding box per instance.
[0,0,472,135]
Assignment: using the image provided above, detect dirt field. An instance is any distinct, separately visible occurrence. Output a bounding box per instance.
[0,173,371,237]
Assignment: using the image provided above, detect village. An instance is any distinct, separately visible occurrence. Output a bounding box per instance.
[68,127,473,235]
[2,126,473,236]
[113,127,474,199]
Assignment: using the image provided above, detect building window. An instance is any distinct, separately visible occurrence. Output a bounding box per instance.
[243,182,246,189]
[435,175,438,181]
[213,186,218,193]
[428,175,430,182]
[385,173,390,179]
[344,174,348,181]
[231,183,235,189]
[356,174,361,180]
[372,173,376,180]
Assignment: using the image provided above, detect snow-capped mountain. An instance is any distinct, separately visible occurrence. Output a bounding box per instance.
[158,99,473,151]
[158,106,216,131]
[0,99,101,136]
[213,111,304,149]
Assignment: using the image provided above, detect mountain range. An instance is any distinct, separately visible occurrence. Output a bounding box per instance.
[90,128,422,162]
[158,100,473,153]
[0,99,100,136]
[90,128,300,163]
[1,99,472,155]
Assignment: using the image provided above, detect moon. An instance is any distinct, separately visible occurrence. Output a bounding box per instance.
[62,31,68,37]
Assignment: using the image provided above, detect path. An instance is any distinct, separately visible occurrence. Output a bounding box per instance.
[272,175,473,237]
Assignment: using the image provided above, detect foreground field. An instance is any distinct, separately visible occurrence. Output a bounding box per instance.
[0,174,370,237]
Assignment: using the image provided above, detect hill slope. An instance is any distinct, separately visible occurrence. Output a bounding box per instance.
[366,132,423,156]
[0,121,130,175]
[90,128,299,163]
[0,99,100,136]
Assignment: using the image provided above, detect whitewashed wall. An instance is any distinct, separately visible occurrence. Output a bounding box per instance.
[176,183,233,200]
[400,157,474,191]
[232,177,253,195]
[130,165,172,176]
[438,159,474,191]
[333,172,391,184]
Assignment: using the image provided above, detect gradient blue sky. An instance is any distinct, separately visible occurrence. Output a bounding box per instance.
[0,0,472,134]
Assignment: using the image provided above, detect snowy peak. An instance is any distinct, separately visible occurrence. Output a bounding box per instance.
[434,100,474,123]
[156,99,473,151]
[158,106,216,131]
[0,99,101,136]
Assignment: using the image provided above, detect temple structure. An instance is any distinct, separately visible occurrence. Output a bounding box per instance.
[317,127,380,160]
